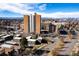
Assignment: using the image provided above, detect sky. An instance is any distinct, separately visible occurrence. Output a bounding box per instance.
[0,3,79,18]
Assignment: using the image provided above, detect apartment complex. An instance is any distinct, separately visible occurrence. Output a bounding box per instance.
[24,13,41,34]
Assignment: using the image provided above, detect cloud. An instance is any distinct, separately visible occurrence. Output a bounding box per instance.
[0,3,35,15]
[37,12,79,18]
[0,3,79,18]
[38,4,47,11]
[14,4,35,11]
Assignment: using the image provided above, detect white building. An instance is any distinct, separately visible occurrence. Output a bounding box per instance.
[26,36,42,46]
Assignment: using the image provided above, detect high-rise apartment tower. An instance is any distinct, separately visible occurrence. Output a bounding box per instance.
[24,13,41,34]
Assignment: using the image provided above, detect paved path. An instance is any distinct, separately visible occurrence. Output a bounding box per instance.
[58,38,78,56]
[41,37,61,56]
[42,36,78,56]
[42,37,59,50]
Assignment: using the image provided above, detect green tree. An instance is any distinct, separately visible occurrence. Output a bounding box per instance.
[59,25,64,30]
[20,37,28,49]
